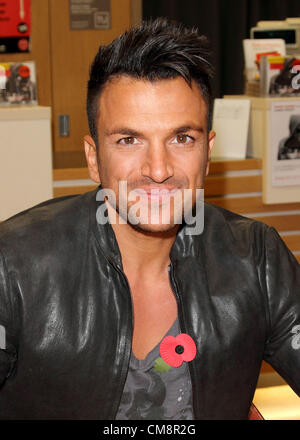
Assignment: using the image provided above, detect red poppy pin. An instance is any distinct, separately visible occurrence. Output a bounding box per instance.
[160,333,197,368]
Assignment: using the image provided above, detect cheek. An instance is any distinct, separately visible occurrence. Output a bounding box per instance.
[99,149,140,182]
[177,151,208,185]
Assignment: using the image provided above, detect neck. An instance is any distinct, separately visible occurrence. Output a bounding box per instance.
[106,201,179,280]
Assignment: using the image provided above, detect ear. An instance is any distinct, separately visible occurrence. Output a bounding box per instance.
[205,130,216,177]
[84,135,101,184]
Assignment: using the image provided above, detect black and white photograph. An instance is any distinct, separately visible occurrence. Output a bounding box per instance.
[278,114,300,160]
[271,101,300,187]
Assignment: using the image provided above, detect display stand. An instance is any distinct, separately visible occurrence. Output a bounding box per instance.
[0,105,53,220]
[225,95,300,204]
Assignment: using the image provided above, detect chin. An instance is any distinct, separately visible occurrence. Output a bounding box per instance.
[128,220,179,235]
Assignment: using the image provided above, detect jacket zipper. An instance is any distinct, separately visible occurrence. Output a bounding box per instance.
[107,259,134,420]
[168,262,199,419]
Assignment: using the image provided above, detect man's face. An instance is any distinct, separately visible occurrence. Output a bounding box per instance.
[295,125,300,142]
[85,75,215,233]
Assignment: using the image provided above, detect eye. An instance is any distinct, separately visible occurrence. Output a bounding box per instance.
[171,134,194,145]
[118,137,139,145]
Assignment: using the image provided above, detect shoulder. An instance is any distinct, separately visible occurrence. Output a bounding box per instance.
[201,202,269,257]
[203,201,267,234]
[0,189,98,259]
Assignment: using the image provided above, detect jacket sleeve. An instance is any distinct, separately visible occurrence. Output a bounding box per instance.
[0,250,17,388]
[262,226,300,394]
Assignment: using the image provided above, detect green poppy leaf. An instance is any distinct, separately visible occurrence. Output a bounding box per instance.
[153,357,171,373]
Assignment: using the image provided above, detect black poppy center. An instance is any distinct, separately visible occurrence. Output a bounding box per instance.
[175,344,184,354]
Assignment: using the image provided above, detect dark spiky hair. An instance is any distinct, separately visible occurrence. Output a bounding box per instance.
[87,17,214,145]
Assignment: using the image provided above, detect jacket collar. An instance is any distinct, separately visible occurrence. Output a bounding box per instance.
[89,185,203,268]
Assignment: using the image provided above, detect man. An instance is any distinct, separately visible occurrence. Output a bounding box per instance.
[0,18,299,420]
[278,115,300,160]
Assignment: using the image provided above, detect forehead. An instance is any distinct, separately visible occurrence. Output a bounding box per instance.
[97,75,207,132]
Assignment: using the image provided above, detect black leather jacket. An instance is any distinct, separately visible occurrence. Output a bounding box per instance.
[0,188,299,419]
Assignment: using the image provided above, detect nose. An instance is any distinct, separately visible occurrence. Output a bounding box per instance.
[141,141,174,183]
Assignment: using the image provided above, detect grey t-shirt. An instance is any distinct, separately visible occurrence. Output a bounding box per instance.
[115,318,194,420]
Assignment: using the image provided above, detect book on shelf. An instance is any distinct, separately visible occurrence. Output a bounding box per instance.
[0,61,37,105]
[243,38,286,83]
[259,55,300,97]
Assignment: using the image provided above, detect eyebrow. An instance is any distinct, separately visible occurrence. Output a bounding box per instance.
[105,125,204,137]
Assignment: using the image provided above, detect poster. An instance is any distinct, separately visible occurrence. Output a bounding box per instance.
[0,0,31,54]
[69,0,111,30]
[271,101,300,187]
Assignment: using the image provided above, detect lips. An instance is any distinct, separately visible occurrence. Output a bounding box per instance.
[132,188,180,200]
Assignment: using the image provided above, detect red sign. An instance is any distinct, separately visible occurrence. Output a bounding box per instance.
[0,0,31,53]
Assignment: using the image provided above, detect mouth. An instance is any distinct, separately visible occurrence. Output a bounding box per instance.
[131,187,180,201]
